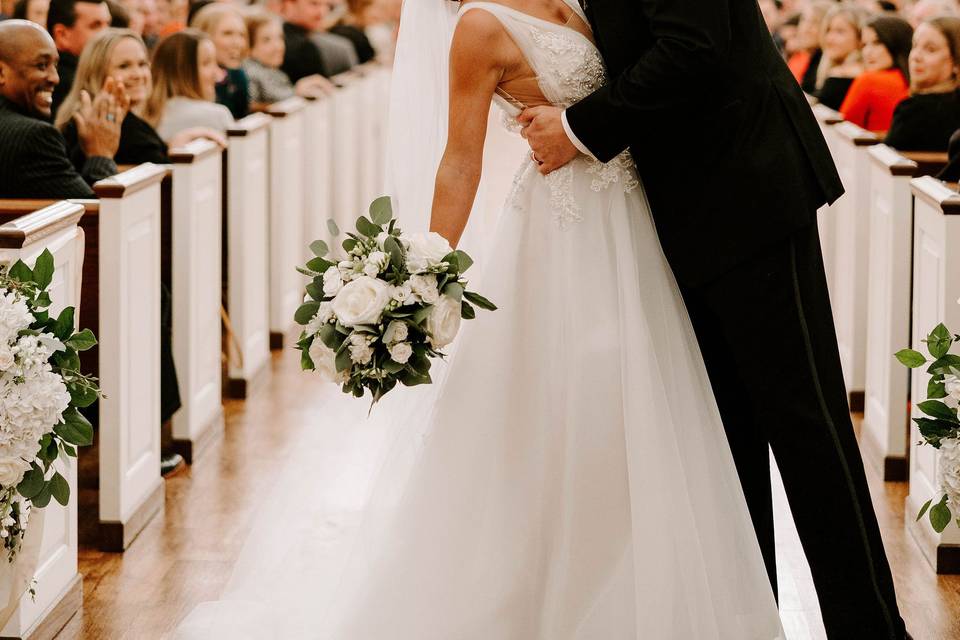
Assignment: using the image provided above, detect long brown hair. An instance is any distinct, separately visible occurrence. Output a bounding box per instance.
[54,28,146,130]
[144,29,210,125]
[927,16,960,75]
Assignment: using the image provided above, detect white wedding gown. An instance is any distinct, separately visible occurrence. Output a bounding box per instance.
[175,2,785,638]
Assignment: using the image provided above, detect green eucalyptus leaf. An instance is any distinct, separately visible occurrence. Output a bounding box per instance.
[369,196,393,226]
[319,323,340,349]
[918,498,934,521]
[7,260,32,283]
[926,323,955,359]
[309,240,329,258]
[383,236,404,270]
[327,219,340,237]
[356,216,380,238]
[463,291,497,311]
[931,497,952,533]
[48,471,69,506]
[55,407,94,446]
[300,346,315,371]
[918,400,959,422]
[896,349,927,368]
[450,250,473,274]
[32,249,54,290]
[305,257,333,274]
[294,302,321,325]
[335,346,353,372]
[65,328,97,352]
[343,238,358,253]
[305,282,323,301]
[412,305,432,325]
[17,465,44,499]
[461,300,476,320]
[443,282,463,302]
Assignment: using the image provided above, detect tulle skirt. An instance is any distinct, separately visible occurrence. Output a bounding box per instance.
[174,156,784,639]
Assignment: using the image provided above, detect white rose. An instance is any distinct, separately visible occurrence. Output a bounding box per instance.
[945,374,960,402]
[0,458,30,488]
[0,347,13,370]
[349,343,374,365]
[363,263,380,278]
[409,274,440,305]
[405,232,452,274]
[323,266,344,296]
[426,295,462,349]
[332,276,392,327]
[383,320,409,345]
[938,437,960,507]
[309,338,348,384]
[389,342,413,364]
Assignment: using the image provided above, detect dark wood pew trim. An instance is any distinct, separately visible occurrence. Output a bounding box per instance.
[227,113,273,137]
[169,139,222,164]
[93,163,169,199]
[812,103,844,125]
[912,175,960,214]
[0,201,85,249]
[902,151,950,178]
[97,482,165,552]
[869,145,919,177]
[171,411,224,465]
[265,96,307,118]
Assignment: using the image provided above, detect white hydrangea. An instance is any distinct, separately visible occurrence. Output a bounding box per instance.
[937,437,960,509]
[0,291,34,348]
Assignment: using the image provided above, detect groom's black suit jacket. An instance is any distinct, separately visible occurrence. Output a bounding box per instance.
[566,0,844,286]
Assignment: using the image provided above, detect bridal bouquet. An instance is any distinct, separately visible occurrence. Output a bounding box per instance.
[0,251,98,562]
[897,312,960,533]
[295,197,495,403]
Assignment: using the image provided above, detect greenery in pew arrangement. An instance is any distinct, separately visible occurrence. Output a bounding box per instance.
[897,318,960,533]
[294,196,496,405]
[0,250,100,562]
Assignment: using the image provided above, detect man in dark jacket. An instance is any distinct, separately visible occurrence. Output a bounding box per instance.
[46,0,110,117]
[522,1,910,639]
[280,0,330,83]
[0,20,124,198]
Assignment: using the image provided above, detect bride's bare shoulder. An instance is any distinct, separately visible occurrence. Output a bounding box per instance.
[451,4,511,67]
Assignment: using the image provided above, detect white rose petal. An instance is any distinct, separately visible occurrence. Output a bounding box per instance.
[409,274,440,305]
[363,263,380,278]
[426,295,462,349]
[389,342,413,364]
[323,266,344,296]
[0,348,14,371]
[405,232,452,274]
[308,339,348,384]
[383,320,409,345]
[349,343,374,365]
[332,276,392,327]
[937,437,960,508]
[391,283,413,304]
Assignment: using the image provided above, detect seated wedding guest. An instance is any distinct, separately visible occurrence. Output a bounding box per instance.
[358,0,398,62]
[778,13,802,60]
[0,20,123,198]
[140,0,159,46]
[280,0,331,82]
[146,29,233,142]
[106,0,129,27]
[243,11,330,109]
[840,15,913,131]
[155,0,184,36]
[119,0,145,34]
[791,0,833,90]
[191,3,249,119]
[12,0,49,26]
[310,23,358,76]
[813,4,866,109]
[886,16,960,150]
[0,0,13,18]
[937,127,960,179]
[56,29,223,165]
[47,0,111,116]
[328,0,375,64]
[909,0,958,28]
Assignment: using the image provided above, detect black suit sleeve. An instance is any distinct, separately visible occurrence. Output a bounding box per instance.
[18,124,116,198]
[283,39,326,84]
[566,0,732,162]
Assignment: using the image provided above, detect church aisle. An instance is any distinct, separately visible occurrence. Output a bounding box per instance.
[48,348,960,639]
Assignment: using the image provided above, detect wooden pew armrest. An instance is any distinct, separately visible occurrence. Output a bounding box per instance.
[0,201,86,248]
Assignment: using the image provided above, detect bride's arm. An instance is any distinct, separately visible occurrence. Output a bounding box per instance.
[430,10,506,248]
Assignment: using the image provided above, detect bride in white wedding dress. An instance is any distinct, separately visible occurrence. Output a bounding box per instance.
[175,1,785,638]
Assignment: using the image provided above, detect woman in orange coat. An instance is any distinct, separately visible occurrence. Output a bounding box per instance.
[840,16,913,133]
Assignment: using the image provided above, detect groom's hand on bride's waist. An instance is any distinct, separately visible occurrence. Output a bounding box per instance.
[518,106,580,175]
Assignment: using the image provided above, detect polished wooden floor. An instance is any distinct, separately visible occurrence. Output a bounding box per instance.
[53,348,960,639]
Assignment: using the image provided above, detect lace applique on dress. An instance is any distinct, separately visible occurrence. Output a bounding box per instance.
[528,26,606,107]
[587,151,640,194]
[545,164,581,229]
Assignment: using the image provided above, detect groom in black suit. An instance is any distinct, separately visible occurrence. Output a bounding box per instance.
[522,1,910,638]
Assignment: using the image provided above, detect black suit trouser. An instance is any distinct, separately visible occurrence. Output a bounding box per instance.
[679,222,906,640]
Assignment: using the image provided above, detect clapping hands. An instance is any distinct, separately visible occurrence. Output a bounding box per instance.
[295,74,336,99]
[73,77,130,160]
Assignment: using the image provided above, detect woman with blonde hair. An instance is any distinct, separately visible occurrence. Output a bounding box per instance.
[790,0,833,89]
[813,3,867,109]
[191,2,250,118]
[56,28,222,163]
[146,29,234,142]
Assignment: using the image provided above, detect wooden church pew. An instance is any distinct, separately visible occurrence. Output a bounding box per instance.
[168,141,226,463]
[905,176,960,574]
[224,114,272,398]
[265,97,307,349]
[0,165,166,552]
[0,202,86,639]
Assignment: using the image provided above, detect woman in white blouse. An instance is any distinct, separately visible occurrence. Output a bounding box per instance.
[146,28,234,142]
